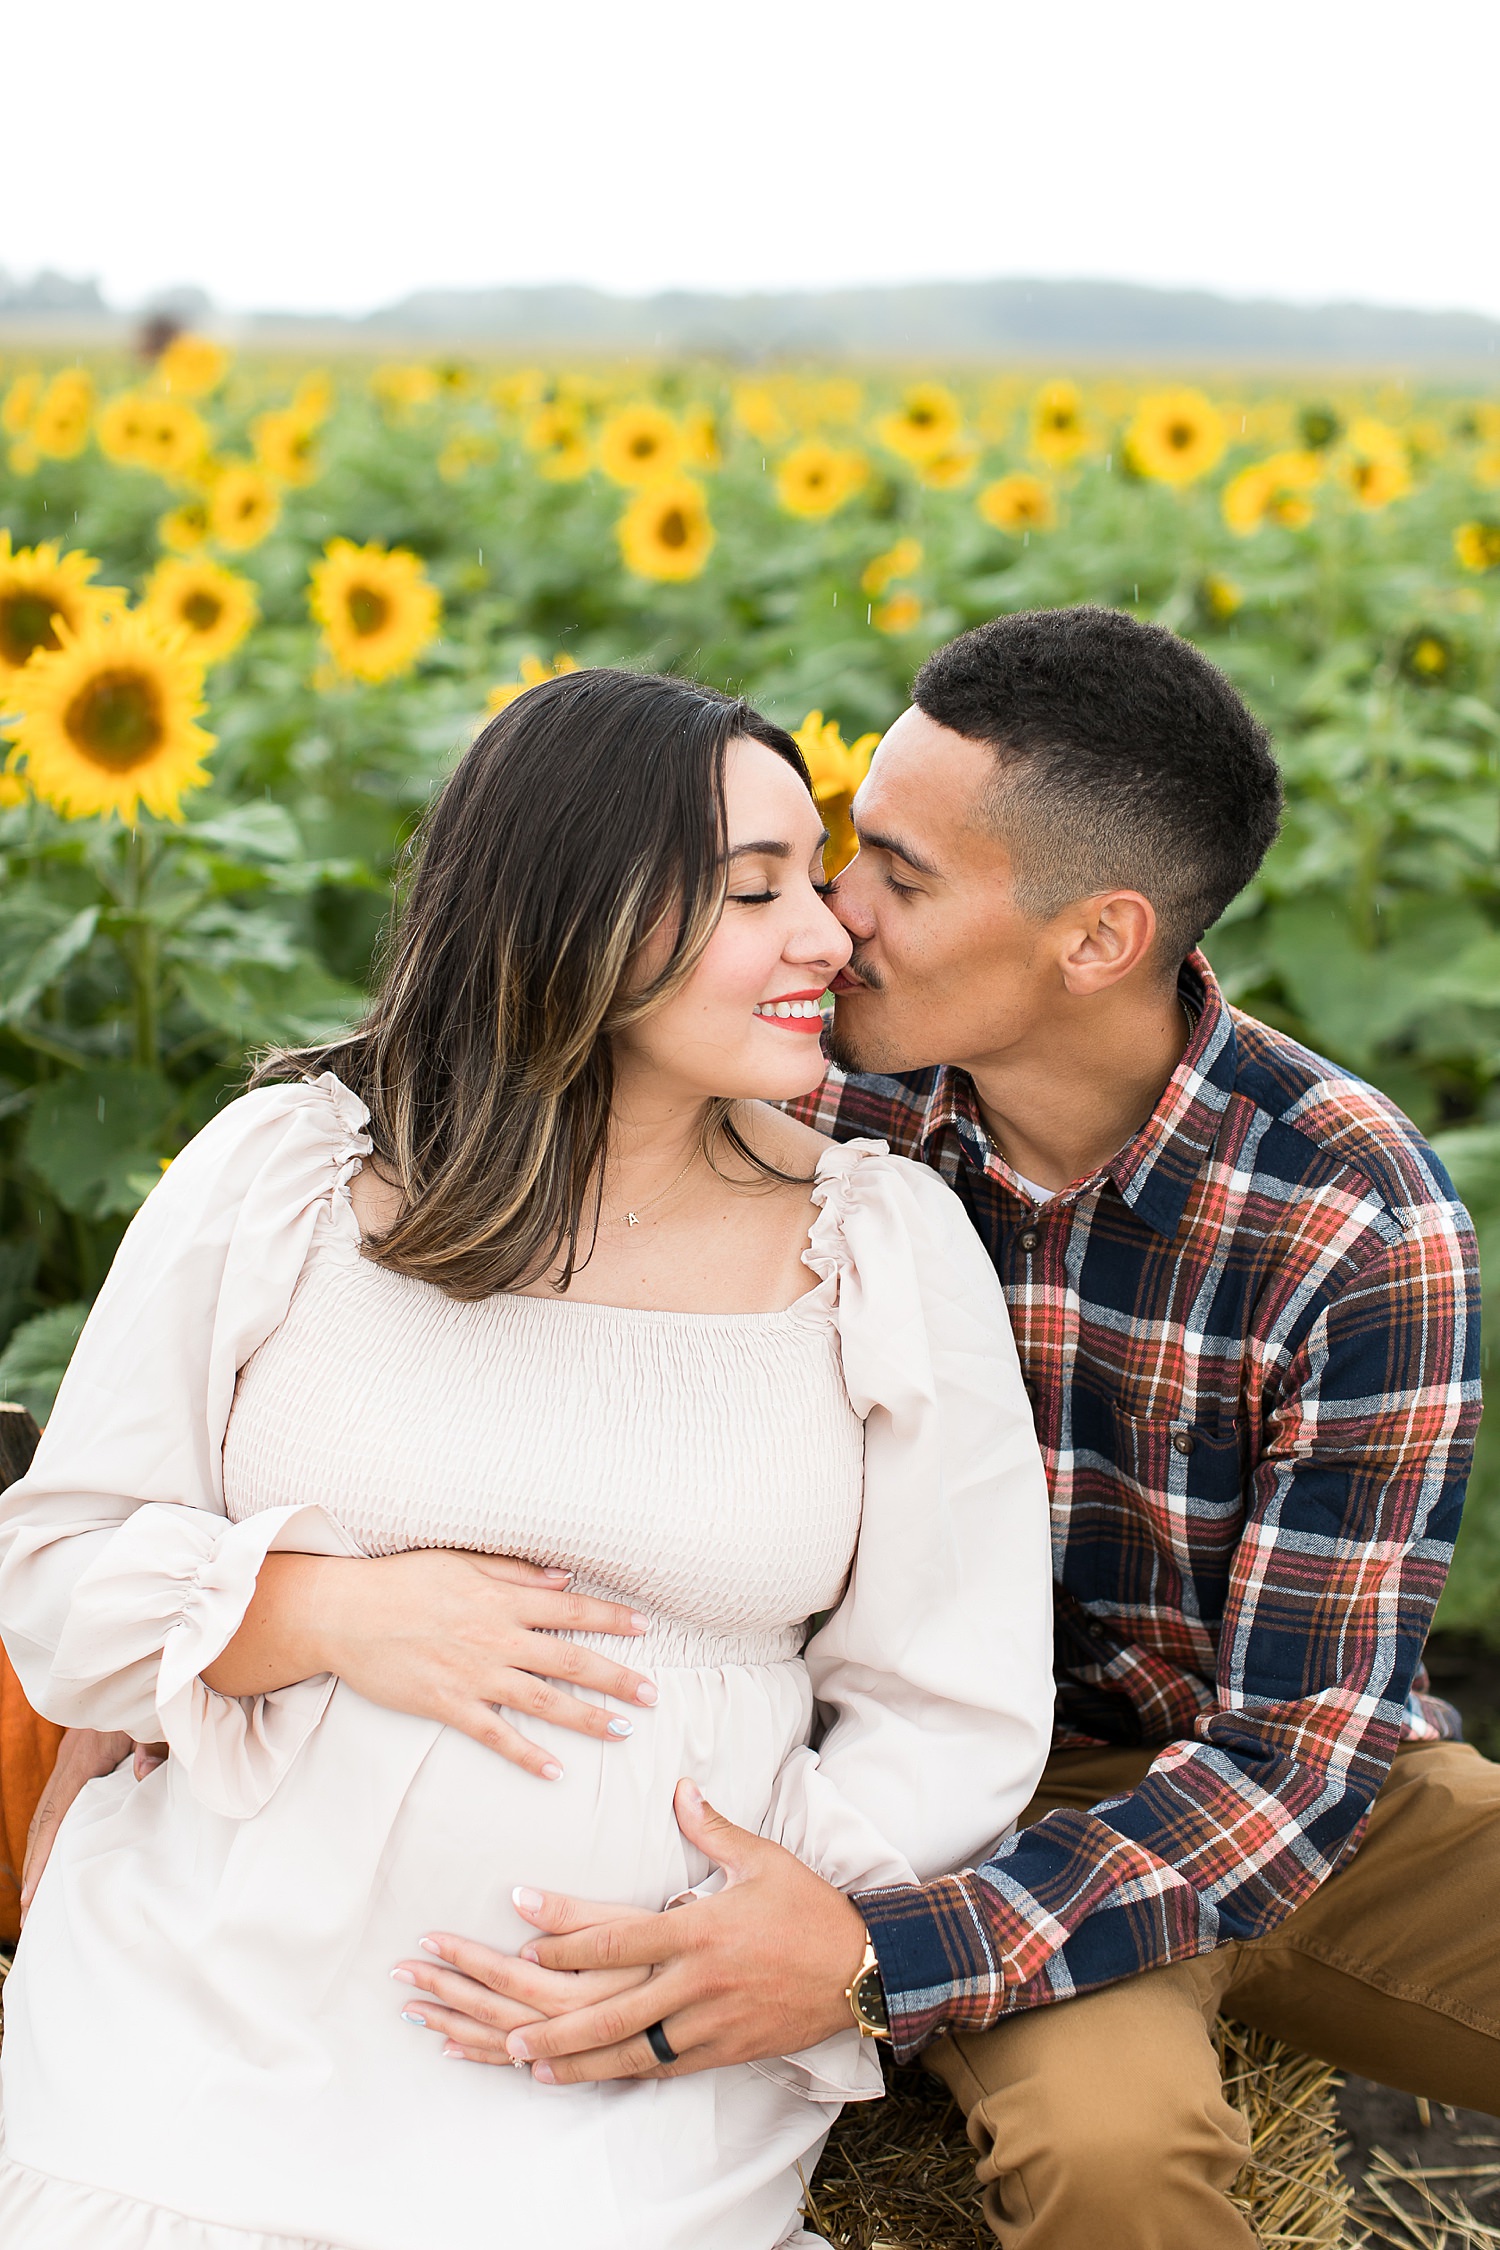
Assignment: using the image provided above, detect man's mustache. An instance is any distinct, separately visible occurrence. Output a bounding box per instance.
[835,951,882,993]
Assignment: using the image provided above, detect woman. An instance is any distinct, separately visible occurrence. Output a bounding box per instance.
[0,670,1053,2250]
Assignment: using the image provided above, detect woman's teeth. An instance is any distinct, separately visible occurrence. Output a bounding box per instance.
[754,999,822,1018]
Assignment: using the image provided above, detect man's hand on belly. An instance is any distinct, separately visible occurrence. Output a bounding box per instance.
[405,1779,869,2082]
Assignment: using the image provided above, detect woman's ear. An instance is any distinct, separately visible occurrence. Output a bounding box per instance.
[1056,891,1159,995]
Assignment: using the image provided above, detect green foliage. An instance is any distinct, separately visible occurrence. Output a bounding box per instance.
[3,355,1500,1625]
[0,1301,89,1423]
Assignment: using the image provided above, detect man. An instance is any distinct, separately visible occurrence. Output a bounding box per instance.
[412,605,1487,2250]
[24,608,1488,2247]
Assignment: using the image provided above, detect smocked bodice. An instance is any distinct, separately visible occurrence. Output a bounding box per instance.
[222,1203,866,1668]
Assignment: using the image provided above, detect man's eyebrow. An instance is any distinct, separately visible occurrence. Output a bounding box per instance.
[855,826,943,879]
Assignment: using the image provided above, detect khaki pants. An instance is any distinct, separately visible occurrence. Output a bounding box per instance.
[927,1739,1500,2250]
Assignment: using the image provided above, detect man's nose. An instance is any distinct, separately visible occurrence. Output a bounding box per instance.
[828,861,875,939]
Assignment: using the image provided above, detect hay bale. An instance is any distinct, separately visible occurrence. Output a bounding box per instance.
[805,2021,1354,2249]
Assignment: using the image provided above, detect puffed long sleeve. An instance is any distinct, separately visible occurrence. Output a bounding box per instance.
[754,1140,1055,2097]
[0,1076,370,1817]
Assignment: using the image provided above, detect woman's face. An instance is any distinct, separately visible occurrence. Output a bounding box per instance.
[617,736,852,1104]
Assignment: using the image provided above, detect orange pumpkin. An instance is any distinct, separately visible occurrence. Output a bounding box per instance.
[0,1646,64,1942]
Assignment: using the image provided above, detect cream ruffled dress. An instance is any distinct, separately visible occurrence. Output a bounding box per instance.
[0,1075,1053,2250]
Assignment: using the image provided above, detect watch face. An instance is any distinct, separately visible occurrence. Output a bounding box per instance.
[855,1966,889,2033]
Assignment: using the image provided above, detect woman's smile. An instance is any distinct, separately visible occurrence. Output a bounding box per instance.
[752,987,828,1031]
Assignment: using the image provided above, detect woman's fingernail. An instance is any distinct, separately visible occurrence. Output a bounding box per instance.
[543,1569,571,1584]
[634,1682,658,1706]
[390,1967,417,1985]
[680,1778,703,1808]
[541,1761,563,1781]
[520,1946,540,1965]
[419,1936,443,1956]
[607,1717,634,1737]
[401,2010,427,2028]
[533,2062,558,2085]
[508,2033,532,2061]
[630,1612,649,1631]
[513,1887,544,1914]
[441,2042,466,2059]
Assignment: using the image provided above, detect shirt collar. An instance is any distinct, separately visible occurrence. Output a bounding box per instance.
[917,953,1238,1240]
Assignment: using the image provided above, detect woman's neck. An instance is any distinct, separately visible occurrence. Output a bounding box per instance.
[600,1065,716,1221]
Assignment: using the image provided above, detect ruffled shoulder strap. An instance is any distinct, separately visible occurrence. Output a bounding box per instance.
[805,1136,1013,1423]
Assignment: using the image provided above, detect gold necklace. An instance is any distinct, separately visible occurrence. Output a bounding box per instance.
[606,1145,703,1229]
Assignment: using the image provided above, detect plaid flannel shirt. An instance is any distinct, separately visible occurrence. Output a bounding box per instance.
[793,953,1481,2056]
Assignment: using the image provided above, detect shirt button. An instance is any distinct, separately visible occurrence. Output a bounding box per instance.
[1019,1230,1039,1253]
[1172,1429,1194,1456]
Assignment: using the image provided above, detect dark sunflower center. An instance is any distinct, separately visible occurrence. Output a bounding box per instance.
[1167,421,1194,451]
[658,509,688,550]
[630,434,657,458]
[347,585,389,635]
[235,491,262,521]
[182,591,223,632]
[64,667,165,770]
[910,407,936,428]
[0,591,64,668]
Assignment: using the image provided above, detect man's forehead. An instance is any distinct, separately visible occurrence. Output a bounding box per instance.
[858,710,997,843]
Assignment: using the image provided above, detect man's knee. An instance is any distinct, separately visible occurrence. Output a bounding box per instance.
[927,1964,1254,2241]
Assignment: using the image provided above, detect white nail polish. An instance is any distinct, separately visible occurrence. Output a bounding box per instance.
[607,1717,633,1737]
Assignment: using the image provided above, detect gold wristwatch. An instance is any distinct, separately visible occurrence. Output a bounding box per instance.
[846,1930,891,2041]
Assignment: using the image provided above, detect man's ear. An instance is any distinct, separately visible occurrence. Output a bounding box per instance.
[1056,891,1159,995]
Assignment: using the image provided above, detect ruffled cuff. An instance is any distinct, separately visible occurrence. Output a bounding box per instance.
[749,2028,885,2105]
[56,1501,363,1819]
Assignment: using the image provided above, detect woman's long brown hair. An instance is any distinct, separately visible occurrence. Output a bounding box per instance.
[255,668,813,1298]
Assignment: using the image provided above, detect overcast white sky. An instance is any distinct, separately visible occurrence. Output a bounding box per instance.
[8,0,1497,320]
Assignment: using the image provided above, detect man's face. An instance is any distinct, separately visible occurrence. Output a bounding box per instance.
[826,706,1055,1077]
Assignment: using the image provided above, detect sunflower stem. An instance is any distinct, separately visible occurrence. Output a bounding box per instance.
[127,826,162,1070]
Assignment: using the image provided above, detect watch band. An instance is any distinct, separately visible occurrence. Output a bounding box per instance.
[845,1930,891,2041]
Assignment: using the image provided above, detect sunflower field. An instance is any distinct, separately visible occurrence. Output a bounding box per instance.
[2,344,1500,1619]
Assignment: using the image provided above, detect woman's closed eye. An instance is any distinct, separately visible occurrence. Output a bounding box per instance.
[729,883,834,906]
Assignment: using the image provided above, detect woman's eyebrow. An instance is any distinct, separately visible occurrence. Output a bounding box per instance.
[728,839,792,860]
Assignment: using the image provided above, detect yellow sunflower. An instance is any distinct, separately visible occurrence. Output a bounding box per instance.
[875,383,963,465]
[1,608,214,822]
[681,404,721,471]
[523,402,592,480]
[97,392,207,479]
[918,444,980,491]
[775,440,868,519]
[96,391,155,466]
[208,464,282,552]
[793,710,880,875]
[308,539,442,682]
[1030,380,1090,467]
[1340,419,1411,510]
[872,591,923,635]
[490,368,547,418]
[372,363,439,415]
[155,334,230,399]
[486,652,581,712]
[859,538,922,598]
[1,372,40,438]
[292,370,334,427]
[1455,520,1500,573]
[1125,389,1226,485]
[158,499,211,554]
[732,383,789,447]
[142,558,259,666]
[616,478,715,582]
[0,533,124,698]
[597,403,684,489]
[251,407,320,487]
[977,473,1057,533]
[1221,450,1321,535]
[437,430,497,484]
[31,369,94,460]
[1200,574,1244,621]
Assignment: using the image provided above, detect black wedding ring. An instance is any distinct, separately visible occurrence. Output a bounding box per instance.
[645,2019,678,2066]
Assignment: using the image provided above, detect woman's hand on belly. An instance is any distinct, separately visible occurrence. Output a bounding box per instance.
[201,1549,658,1782]
[390,1925,652,2063]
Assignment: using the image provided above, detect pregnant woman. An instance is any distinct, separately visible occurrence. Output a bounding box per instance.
[0,668,1053,2250]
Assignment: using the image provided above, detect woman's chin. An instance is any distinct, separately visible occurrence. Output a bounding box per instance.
[708,1040,831,1105]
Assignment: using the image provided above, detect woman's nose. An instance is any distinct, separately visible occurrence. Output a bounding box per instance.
[791,891,853,971]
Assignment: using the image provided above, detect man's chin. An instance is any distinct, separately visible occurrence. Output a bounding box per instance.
[825,991,893,1075]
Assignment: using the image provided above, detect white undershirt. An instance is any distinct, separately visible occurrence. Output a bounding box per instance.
[1011,1171,1056,1206]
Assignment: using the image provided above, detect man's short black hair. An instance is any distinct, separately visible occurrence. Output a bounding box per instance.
[913,606,1282,967]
